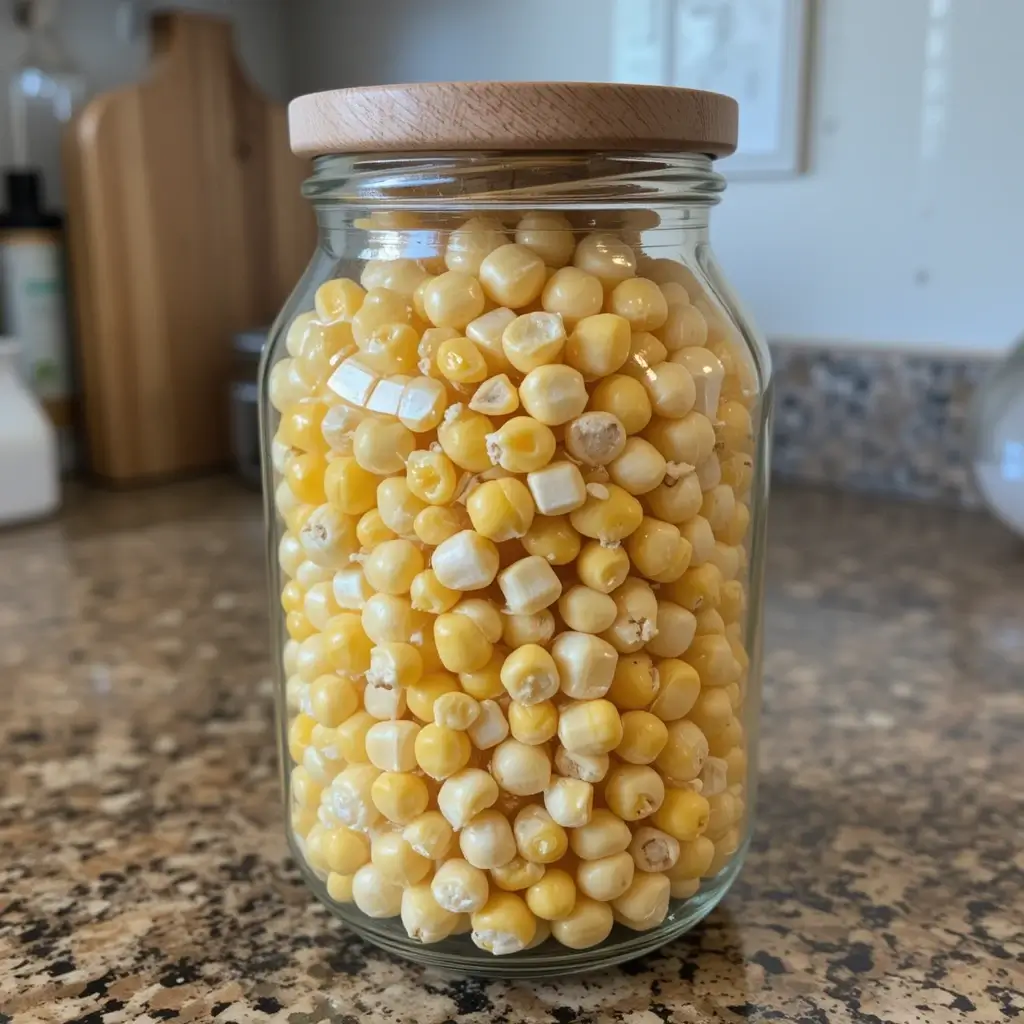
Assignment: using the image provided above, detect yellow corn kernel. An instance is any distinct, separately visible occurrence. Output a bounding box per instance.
[709,541,741,582]
[467,477,535,542]
[432,691,481,731]
[609,277,669,331]
[513,804,569,865]
[602,577,659,654]
[514,211,575,268]
[278,400,329,454]
[668,835,715,880]
[576,850,635,902]
[569,484,644,545]
[287,713,315,764]
[565,313,631,379]
[280,579,305,615]
[555,588,614,637]
[360,258,431,297]
[498,555,563,616]
[350,287,417,346]
[284,451,327,505]
[491,856,545,892]
[521,515,581,566]
[400,882,462,944]
[558,699,623,756]
[286,610,316,641]
[723,744,747,786]
[479,242,547,308]
[437,406,494,472]
[361,592,418,644]
[647,660,700,721]
[720,451,755,495]
[645,472,703,525]
[460,808,518,870]
[501,609,556,649]
[550,895,613,949]
[371,771,430,825]
[335,710,375,763]
[625,517,690,583]
[508,700,558,745]
[491,738,553,797]
[704,790,742,841]
[497,644,558,706]
[656,719,709,782]
[362,538,424,595]
[609,438,667,496]
[684,634,739,688]
[316,277,366,322]
[716,399,754,453]
[485,416,557,474]
[371,830,432,886]
[458,650,506,701]
[450,598,502,644]
[470,891,537,956]
[403,810,455,860]
[445,215,507,274]
[366,641,423,691]
[688,688,734,738]
[422,271,486,329]
[374,477,425,536]
[652,789,710,843]
[321,827,372,875]
[644,411,717,467]
[573,231,636,287]
[525,868,576,920]
[616,710,669,765]
[612,871,671,931]
[351,862,404,918]
[436,336,489,386]
[326,871,355,903]
[433,613,493,674]
[466,307,517,374]
[575,540,630,595]
[668,563,723,613]
[324,613,373,676]
[308,675,360,728]
[604,764,666,821]
[589,374,652,435]
[541,265,603,325]
[718,502,751,547]
[519,365,589,426]
[413,504,465,546]
[706,827,741,876]
[410,569,460,614]
[706,716,743,758]
[324,456,378,515]
[646,601,697,659]
[406,672,460,723]
[356,508,396,549]
[405,450,458,506]
[629,826,680,874]
[501,310,566,372]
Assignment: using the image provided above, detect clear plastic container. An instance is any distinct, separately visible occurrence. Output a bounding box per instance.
[261,83,771,976]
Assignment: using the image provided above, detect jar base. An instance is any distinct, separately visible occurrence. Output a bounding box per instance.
[291,831,749,978]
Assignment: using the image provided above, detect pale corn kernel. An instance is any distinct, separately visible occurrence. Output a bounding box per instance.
[684,634,739,688]
[612,871,671,930]
[660,300,708,353]
[479,243,547,308]
[466,698,509,750]
[645,601,698,659]
[324,565,370,615]
[418,325,459,377]
[327,356,379,409]
[564,412,626,468]
[371,771,429,825]
[362,538,424,595]
[437,406,494,472]
[491,855,545,893]
[724,745,747,786]
[366,642,423,694]
[334,710,375,764]
[469,373,519,415]
[268,357,307,412]
[515,211,575,268]
[513,804,569,865]
[602,578,659,654]
[667,563,723,613]
[466,307,518,374]
[651,789,710,843]
[371,830,432,885]
[629,827,680,873]
[573,232,636,287]
[279,400,330,453]
[588,374,652,436]
[542,266,604,325]
[437,336,489,386]
[301,576,339,630]
[437,768,499,829]
[282,639,301,677]
[406,672,460,723]
[485,416,557,473]
[398,376,447,432]
[432,530,499,591]
[432,858,491,915]
[656,719,709,782]
[707,827,741,876]
[316,277,366,322]
[641,361,697,420]
[609,277,669,332]
[325,764,382,831]
[644,411,716,466]
[551,895,613,949]
[422,271,486,329]
[361,326,418,381]
[576,851,634,902]
[355,508,396,549]
[521,515,581,565]
[364,720,421,773]
[467,477,535,542]
[557,585,618,635]
[460,809,518,870]
[401,883,461,944]
[569,484,644,545]
[351,863,403,918]
[351,288,417,346]
[410,569,460,614]
[508,700,559,745]
[608,438,667,495]
[550,631,618,700]
[554,746,609,784]
[458,651,506,701]
[680,515,716,567]
[526,461,587,517]
[671,347,726,419]
[704,790,742,841]
[708,542,741,583]
[405,450,458,506]
[326,871,355,903]
[415,723,472,779]
[717,399,754,453]
[706,716,743,758]
[361,593,418,645]
[498,555,563,616]
[719,579,746,624]
[492,739,552,796]
[565,313,631,379]
[604,763,666,821]
[360,258,431,297]
[645,659,699,722]
[645,471,703,525]
[720,451,754,494]
[299,504,359,569]
[445,216,507,274]
[544,776,593,828]
[575,540,631,595]
[308,675,359,727]
[294,634,331,683]
[501,609,556,649]
[291,764,324,810]
[324,613,373,676]
[718,502,751,546]
[557,699,623,756]
[501,311,567,372]
[616,710,669,765]
[669,835,715,880]
[434,612,493,673]
[499,643,560,705]
[621,331,668,384]
[376,477,427,536]
[688,688,734,738]
[414,504,465,546]
[403,810,455,860]
[453,596,505,644]
[471,891,537,956]
[434,691,482,731]
[519,365,589,426]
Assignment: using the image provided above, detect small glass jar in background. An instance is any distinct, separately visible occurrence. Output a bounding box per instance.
[230,327,267,489]
[261,82,771,976]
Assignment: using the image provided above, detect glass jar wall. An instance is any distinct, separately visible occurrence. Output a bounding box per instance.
[262,84,770,977]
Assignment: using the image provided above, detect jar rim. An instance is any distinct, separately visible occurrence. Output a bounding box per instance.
[289,81,738,159]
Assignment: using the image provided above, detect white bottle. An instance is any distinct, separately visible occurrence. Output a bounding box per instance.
[0,336,59,525]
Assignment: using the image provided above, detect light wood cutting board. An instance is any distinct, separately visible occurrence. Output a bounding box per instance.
[65,12,316,484]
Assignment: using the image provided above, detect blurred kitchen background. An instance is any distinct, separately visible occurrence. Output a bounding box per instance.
[1,0,1022,529]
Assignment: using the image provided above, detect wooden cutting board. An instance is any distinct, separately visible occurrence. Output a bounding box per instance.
[65,12,315,483]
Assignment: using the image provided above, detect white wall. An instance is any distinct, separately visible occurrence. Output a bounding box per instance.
[287,0,1024,354]
[0,0,289,204]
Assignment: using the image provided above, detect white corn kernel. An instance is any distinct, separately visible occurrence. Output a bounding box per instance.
[401,883,461,943]
[499,644,561,705]
[332,566,373,611]
[501,311,567,372]
[502,609,556,648]
[603,578,659,653]
[569,809,633,860]
[363,679,407,720]
[466,306,518,373]
[576,851,635,902]
[364,376,411,419]
[469,374,519,415]
[550,632,618,700]
[565,412,627,467]
[629,827,680,872]
[698,755,729,798]
[519,365,589,425]
[460,809,518,869]
[451,597,503,643]
[398,376,447,432]
[612,872,671,929]
[325,765,382,831]
[403,810,455,860]
[491,739,553,796]
[544,776,593,828]
[498,555,563,615]
[467,699,509,750]
[527,461,587,516]
[328,356,379,407]
[432,530,500,591]
[554,746,610,784]
[432,858,491,913]
[438,768,500,829]
[364,720,421,772]
[434,691,482,731]
[352,863,403,918]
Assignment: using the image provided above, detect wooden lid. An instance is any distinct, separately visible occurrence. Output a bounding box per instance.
[289,82,738,158]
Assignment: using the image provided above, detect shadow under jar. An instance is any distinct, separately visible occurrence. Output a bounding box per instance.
[261,82,771,977]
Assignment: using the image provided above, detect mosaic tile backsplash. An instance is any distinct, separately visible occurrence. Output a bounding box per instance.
[768,343,997,507]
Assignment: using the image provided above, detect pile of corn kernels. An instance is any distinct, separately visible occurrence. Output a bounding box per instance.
[271,211,756,955]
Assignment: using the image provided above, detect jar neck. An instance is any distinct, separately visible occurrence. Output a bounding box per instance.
[304,151,723,236]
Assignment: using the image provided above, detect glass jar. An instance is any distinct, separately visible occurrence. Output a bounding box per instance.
[261,83,770,976]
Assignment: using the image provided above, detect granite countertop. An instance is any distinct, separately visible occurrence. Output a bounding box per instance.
[1,479,1022,1024]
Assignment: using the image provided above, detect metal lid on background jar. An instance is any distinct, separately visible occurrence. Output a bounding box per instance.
[288,81,738,158]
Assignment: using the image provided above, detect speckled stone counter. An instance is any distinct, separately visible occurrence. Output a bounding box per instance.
[2,480,1022,1024]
